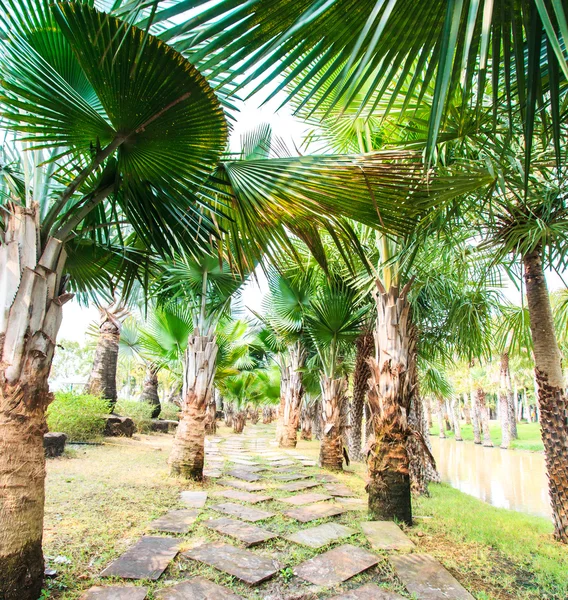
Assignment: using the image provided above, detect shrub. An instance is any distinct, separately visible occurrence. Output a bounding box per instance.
[160,402,181,421]
[115,400,154,433]
[47,392,107,442]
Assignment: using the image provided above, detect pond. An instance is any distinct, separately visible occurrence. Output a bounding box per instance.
[430,436,551,518]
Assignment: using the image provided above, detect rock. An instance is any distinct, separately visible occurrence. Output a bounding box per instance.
[44,432,67,457]
[150,419,178,433]
[103,415,136,437]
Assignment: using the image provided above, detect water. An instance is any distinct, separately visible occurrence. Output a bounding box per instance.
[430,436,551,518]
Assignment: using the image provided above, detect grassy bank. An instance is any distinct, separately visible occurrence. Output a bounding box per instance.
[41,426,566,599]
[429,421,544,452]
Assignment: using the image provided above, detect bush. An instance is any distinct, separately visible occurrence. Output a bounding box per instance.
[115,400,154,433]
[47,392,107,442]
[160,402,180,421]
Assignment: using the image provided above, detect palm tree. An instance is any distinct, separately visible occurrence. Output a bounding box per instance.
[306,277,368,469]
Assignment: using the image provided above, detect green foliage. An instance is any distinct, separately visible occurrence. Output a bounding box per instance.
[47,393,107,442]
[115,400,154,433]
[159,402,181,421]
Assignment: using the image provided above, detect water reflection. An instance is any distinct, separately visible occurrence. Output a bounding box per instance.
[430,437,551,518]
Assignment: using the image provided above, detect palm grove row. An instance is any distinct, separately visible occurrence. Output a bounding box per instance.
[0,1,567,599]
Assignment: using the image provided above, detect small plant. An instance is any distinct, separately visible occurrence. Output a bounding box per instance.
[115,400,154,433]
[47,393,107,442]
[160,402,181,421]
[280,566,294,582]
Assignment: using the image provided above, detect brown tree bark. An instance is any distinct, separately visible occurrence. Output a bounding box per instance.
[169,332,217,480]
[86,305,124,410]
[140,365,160,418]
[1,203,72,600]
[262,405,274,424]
[319,376,348,470]
[279,342,305,448]
[224,401,234,428]
[300,403,313,441]
[348,331,373,462]
[524,248,568,542]
[204,397,217,435]
[366,280,414,525]
[499,352,513,449]
[274,359,289,444]
[476,387,493,447]
[233,410,246,433]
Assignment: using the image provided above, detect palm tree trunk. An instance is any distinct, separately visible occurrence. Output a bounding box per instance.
[451,397,463,441]
[224,401,234,427]
[1,203,72,600]
[437,398,446,438]
[233,410,246,433]
[523,248,568,542]
[499,352,512,449]
[169,332,217,480]
[366,280,413,525]
[86,306,122,410]
[463,392,472,424]
[313,396,322,440]
[510,384,519,440]
[262,405,273,424]
[476,387,493,447]
[348,331,373,461]
[471,390,482,444]
[140,365,161,418]
[319,375,347,470]
[300,405,313,440]
[279,342,305,448]
[204,396,217,435]
[275,359,289,444]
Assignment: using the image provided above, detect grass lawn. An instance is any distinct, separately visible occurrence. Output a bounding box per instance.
[429,421,544,452]
[41,424,566,599]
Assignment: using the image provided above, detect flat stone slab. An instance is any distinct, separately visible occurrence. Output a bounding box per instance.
[329,583,405,599]
[227,469,262,482]
[269,459,295,466]
[155,576,242,599]
[300,460,317,466]
[80,586,148,600]
[232,459,260,466]
[390,554,474,599]
[100,537,179,580]
[280,493,332,506]
[277,480,320,492]
[148,509,199,533]
[211,502,275,522]
[205,517,278,546]
[183,542,280,585]
[180,491,207,508]
[211,489,272,504]
[204,469,222,478]
[316,473,340,483]
[217,478,266,492]
[294,544,379,586]
[285,522,356,548]
[361,521,415,551]
[284,503,347,522]
[272,473,310,482]
[335,497,367,511]
[325,484,356,497]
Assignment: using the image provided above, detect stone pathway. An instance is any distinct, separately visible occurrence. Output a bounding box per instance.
[89,423,476,599]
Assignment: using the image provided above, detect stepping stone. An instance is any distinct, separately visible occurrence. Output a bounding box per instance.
[325,484,356,497]
[329,583,405,599]
[155,576,241,599]
[231,465,264,473]
[204,517,278,546]
[217,478,266,492]
[204,469,222,478]
[300,460,316,466]
[183,542,280,585]
[180,491,207,508]
[280,493,332,506]
[285,522,356,548]
[272,473,310,482]
[316,474,340,483]
[80,586,148,600]
[277,480,320,492]
[211,502,275,522]
[100,537,179,580]
[270,459,295,466]
[228,469,262,482]
[361,521,415,551]
[335,497,367,511]
[389,554,474,599]
[148,509,199,533]
[269,466,297,473]
[211,489,272,504]
[294,544,379,586]
[232,459,260,466]
[283,503,347,522]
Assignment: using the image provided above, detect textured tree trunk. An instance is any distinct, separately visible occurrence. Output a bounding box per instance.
[451,397,463,441]
[313,396,322,440]
[348,331,373,461]
[499,352,512,449]
[86,305,123,410]
[437,398,446,438]
[319,375,348,470]
[524,248,568,542]
[169,332,217,480]
[423,396,432,429]
[279,342,305,448]
[408,395,429,495]
[366,280,413,525]
[275,359,289,444]
[463,392,472,424]
[204,397,217,435]
[300,404,313,440]
[1,204,72,600]
[233,410,246,433]
[510,385,519,440]
[250,408,259,424]
[262,405,273,424]
[224,402,234,427]
[476,387,493,447]
[471,390,482,444]
[140,365,161,418]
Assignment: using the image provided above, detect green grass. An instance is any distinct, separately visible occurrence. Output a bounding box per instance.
[429,421,544,452]
[47,392,107,442]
